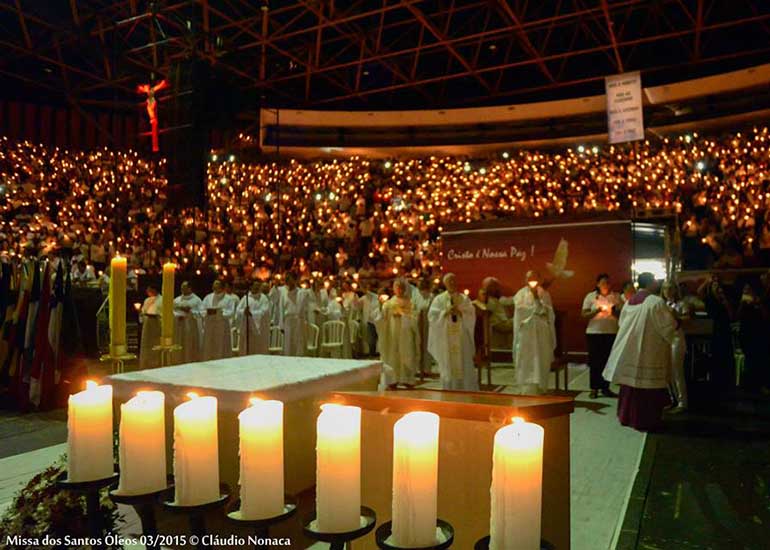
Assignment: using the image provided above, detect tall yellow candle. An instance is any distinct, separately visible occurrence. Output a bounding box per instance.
[161,262,176,346]
[173,393,220,505]
[238,398,284,520]
[109,255,127,356]
[67,381,113,482]
[391,411,440,547]
[117,391,166,495]
[315,403,361,532]
[489,417,544,550]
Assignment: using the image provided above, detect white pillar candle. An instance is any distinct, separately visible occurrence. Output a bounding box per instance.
[109,256,127,356]
[238,398,284,520]
[173,393,220,505]
[315,403,361,532]
[161,262,176,346]
[117,391,166,495]
[391,411,440,548]
[67,381,113,482]
[489,417,544,550]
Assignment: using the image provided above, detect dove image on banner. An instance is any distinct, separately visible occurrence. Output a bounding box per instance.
[440,218,638,354]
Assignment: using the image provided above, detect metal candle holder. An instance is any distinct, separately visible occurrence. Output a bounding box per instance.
[56,471,120,550]
[162,484,230,550]
[109,479,174,550]
[99,352,137,374]
[375,518,454,550]
[225,495,297,550]
[303,505,377,550]
[474,535,555,550]
[151,343,182,367]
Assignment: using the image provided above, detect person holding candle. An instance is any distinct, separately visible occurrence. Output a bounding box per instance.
[513,270,556,395]
[374,278,421,388]
[173,281,203,364]
[236,281,271,355]
[581,273,620,399]
[428,272,478,390]
[603,273,677,431]
[138,285,162,369]
[201,280,235,360]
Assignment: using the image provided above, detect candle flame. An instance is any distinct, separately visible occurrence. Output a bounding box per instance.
[187,391,199,400]
[512,416,525,424]
[249,397,263,406]
[85,380,97,390]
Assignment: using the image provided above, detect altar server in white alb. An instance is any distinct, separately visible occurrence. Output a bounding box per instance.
[201,280,234,360]
[428,273,478,390]
[513,270,556,394]
[173,281,202,364]
[236,281,271,355]
[375,278,421,387]
[138,285,162,369]
[278,272,311,356]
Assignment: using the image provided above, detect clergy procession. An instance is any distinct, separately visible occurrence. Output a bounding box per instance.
[131,260,691,435]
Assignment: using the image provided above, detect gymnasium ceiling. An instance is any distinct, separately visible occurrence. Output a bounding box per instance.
[2,0,770,113]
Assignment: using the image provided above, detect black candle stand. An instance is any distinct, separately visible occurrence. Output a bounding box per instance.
[375,519,454,550]
[303,505,377,550]
[474,535,555,550]
[109,481,173,550]
[162,484,230,549]
[225,495,297,549]
[56,471,120,550]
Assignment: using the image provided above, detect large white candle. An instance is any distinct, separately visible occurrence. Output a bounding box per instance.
[161,262,175,346]
[489,417,544,550]
[173,393,220,505]
[238,398,284,519]
[67,381,113,482]
[391,411,440,547]
[116,391,166,495]
[316,403,361,532]
[109,256,127,356]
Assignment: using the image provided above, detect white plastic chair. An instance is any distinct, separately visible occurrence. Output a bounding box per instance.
[321,320,345,356]
[268,325,284,354]
[231,327,240,353]
[307,323,320,355]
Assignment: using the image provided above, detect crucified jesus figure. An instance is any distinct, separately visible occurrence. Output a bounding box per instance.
[137,79,168,152]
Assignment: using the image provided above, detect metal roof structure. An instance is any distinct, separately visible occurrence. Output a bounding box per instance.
[2,0,770,115]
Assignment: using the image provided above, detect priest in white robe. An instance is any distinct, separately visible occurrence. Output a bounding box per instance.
[201,280,234,360]
[278,272,311,357]
[173,281,202,364]
[428,273,478,390]
[374,278,420,387]
[513,270,556,394]
[138,286,162,369]
[236,281,271,356]
[603,273,677,431]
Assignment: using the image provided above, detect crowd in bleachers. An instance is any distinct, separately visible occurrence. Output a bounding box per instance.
[3,128,770,282]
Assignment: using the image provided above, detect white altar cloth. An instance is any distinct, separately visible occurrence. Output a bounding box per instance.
[108,354,383,411]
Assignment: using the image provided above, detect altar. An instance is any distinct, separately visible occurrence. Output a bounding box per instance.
[107,355,383,494]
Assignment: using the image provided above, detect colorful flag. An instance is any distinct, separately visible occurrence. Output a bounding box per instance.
[29,262,53,409]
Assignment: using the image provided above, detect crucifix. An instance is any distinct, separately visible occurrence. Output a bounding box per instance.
[137,79,168,152]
